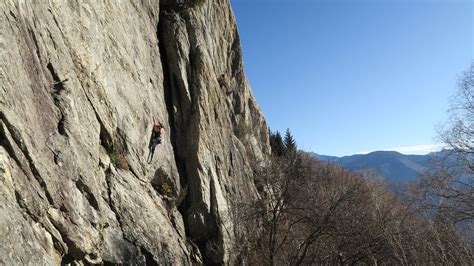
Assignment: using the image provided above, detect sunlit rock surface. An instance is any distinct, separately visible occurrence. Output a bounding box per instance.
[0,0,270,264]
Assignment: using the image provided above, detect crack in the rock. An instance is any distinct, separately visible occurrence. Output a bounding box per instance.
[0,143,66,254]
[47,62,67,93]
[104,170,130,241]
[129,166,147,183]
[9,10,16,20]
[140,247,158,266]
[104,168,158,265]
[157,12,189,214]
[56,113,66,136]
[75,177,100,211]
[4,11,15,31]
[0,111,55,205]
[0,124,35,185]
[48,8,67,42]
[45,210,89,262]
[13,191,38,222]
[1,133,68,256]
[76,79,115,156]
[158,8,218,264]
[46,62,68,137]
[0,117,70,261]
[29,28,41,63]
[12,190,68,258]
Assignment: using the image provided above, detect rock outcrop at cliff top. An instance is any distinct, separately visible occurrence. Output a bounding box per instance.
[0,0,270,264]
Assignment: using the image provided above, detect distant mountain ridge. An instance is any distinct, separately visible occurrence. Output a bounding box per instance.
[311,150,444,182]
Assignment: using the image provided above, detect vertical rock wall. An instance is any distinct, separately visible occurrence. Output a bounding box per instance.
[159,0,270,263]
[0,0,269,264]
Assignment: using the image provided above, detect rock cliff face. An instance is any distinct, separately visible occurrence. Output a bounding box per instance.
[0,0,270,264]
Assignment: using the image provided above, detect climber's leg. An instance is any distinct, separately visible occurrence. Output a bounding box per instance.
[147,150,152,163]
[148,145,156,163]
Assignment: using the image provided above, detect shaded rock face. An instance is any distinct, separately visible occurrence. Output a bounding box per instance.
[0,0,270,264]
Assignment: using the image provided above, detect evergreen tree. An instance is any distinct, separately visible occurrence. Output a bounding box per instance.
[275,131,284,156]
[269,129,285,157]
[284,128,297,156]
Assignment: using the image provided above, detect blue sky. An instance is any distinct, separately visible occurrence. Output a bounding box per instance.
[231,0,473,156]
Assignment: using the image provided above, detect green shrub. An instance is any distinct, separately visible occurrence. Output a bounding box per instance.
[161,182,173,197]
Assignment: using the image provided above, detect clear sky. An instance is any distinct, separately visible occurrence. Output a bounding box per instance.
[230,0,473,156]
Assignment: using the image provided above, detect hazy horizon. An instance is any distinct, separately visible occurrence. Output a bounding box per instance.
[316,143,445,157]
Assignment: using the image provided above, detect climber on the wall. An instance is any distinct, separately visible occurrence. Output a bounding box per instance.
[147,117,164,163]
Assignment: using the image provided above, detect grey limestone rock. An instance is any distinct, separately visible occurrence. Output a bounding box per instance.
[0,0,269,264]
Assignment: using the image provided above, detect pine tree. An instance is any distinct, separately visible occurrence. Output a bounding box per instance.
[269,129,285,157]
[284,128,297,156]
[275,131,284,156]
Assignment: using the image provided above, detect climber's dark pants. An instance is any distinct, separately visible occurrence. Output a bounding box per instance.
[147,138,161,163]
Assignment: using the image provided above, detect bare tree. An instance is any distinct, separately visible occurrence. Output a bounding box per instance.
[238,118,474,264]
[440,64,474,158]
[412,64,474,246]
